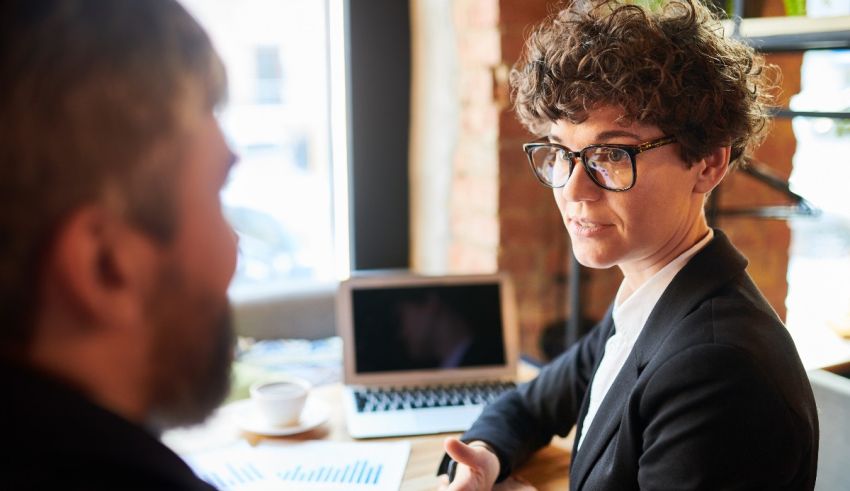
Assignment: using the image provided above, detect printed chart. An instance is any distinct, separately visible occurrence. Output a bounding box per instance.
[278,460,383,485]
[185,440,410,491]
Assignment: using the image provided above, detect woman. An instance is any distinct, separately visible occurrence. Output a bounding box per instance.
[437,1,818,490]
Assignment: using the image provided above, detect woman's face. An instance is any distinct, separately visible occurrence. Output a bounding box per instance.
[550,106,708,281]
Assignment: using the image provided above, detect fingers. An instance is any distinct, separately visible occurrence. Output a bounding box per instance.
[444,437,480,467]
[441,437,500,490]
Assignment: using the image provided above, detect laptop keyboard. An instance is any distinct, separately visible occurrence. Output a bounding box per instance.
[353,382,516,413]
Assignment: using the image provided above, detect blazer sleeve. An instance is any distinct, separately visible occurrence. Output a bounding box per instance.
[437,314,613,481]
[637,344,813,490]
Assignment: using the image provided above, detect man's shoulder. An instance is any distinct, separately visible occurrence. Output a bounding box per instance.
[1,361,214,491]
[4,456,216,491]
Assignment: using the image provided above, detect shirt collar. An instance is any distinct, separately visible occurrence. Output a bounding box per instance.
[612,230,714,339]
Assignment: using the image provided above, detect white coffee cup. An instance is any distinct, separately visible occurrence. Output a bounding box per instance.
[249,376,311,427]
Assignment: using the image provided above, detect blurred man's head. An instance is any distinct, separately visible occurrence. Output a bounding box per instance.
[0,0,237,429]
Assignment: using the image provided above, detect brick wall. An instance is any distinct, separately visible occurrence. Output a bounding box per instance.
[497,0,566,360]
[446,0,502,273]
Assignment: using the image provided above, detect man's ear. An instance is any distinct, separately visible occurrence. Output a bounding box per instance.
[693,145,731,194]
[46,206,159,330]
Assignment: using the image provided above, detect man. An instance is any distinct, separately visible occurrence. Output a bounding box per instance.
[1,1,238,488]
[438,1,818,490]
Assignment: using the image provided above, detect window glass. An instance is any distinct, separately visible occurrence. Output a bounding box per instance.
[180,0,335,293]
[785,1,850,365]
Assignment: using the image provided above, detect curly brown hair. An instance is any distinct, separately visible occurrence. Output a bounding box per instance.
[510,0,778,166]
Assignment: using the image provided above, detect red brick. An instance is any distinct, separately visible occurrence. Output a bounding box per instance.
[451,212,499,247]
[460,103,499,138]
[499,175,545,210]
[499,229,542,252]
[582,268,622,321]
[717,220,789,320]
[753,118,795,177]
[454,143,499,178]
[452,174,498,214]
[500,109,535,141]
[499,160,531,185]
[455,0,500,30]
[498,144,531,171]
[500,207,545,228]
[498,0,555,29]
[499,206,561,249]
[497,243,539,273]
[457,29,502,66]
[448,242,498,273]
[764,52,803,106]
[459,67,497,105]
[757,0,789,18]
[490,63,509,108]
[500,25,536,66]
[509,270,545,298]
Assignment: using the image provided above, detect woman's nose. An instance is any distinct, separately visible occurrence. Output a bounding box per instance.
[558,158,600,203]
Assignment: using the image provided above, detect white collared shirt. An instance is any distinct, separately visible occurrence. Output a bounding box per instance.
[576,230,714,450]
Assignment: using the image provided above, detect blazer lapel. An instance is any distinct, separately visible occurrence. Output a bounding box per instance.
[568,230,748,490]
[570,352,639,491]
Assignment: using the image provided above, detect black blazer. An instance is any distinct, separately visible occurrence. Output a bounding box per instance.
[442,230,818,490]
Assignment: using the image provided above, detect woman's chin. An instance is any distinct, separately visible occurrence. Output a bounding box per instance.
[571,247,618,270]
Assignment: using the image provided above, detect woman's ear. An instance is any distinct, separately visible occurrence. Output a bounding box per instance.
[693,145,731,194]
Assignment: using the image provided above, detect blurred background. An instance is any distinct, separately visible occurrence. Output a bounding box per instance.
[179,0,850,369]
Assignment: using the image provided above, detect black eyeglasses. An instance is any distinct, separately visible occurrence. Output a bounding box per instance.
[522,135,677,192]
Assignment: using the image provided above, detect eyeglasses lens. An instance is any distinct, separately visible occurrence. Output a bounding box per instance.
[530,146,571,187]
[530,145,635,190]
[584,146,634,190]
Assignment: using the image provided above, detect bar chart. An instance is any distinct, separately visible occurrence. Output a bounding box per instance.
[195,462,266,489]
[278,460,383,485]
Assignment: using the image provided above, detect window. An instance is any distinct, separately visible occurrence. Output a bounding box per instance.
[180,0,342,296]
[255,45,284,105]
[784,1,850,366]
[786,48,850,364]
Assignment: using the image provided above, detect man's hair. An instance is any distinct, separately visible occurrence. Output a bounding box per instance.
[0,0,227,348]
[510,0,777,166]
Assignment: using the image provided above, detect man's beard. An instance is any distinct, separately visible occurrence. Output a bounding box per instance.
[144,265,235,432]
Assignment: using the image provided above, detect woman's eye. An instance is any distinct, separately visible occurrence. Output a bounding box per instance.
[607,149,627,162]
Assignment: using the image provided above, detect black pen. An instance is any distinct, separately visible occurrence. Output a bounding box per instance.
[447,458,458,483]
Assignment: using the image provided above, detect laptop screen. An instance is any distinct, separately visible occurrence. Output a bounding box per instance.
[351,283,506,374]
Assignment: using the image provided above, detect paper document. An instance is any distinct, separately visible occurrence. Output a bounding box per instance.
[184,440,411,491]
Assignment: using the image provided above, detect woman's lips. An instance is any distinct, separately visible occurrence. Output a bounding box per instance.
[568,218,612,237]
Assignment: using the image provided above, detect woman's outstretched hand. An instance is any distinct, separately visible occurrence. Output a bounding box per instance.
[436,438,537,491]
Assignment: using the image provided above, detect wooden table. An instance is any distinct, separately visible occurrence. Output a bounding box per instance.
[274,384,571,490]
[165,371,572,490]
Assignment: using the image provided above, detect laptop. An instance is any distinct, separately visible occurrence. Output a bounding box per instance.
[336,272,519,439]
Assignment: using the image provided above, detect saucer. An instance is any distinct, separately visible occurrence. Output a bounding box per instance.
[226,397,330,436]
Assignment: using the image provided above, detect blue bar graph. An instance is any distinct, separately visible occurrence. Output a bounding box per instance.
[198,462,265,490]
[277,460,385,485]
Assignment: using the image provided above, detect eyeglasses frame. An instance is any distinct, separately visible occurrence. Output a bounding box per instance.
[522,135,677,192]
